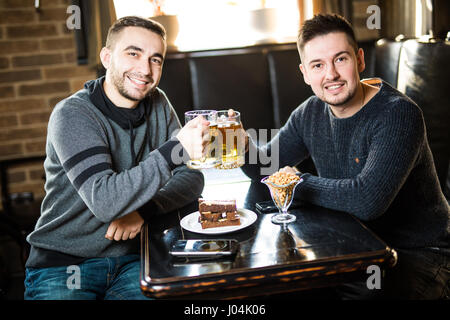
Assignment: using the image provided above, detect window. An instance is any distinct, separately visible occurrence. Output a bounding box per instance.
[113,0,300,51]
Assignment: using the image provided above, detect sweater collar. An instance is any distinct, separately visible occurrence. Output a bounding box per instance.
[85,76,150,130]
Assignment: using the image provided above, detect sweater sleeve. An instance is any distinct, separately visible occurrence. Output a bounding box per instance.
[49,99,174,223]
[137,96,205,220]
[138,165,204,220]
[298,101,425,221]
[241,101,311,180]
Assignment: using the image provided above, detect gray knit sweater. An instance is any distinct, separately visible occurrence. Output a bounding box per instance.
[242,80,449,250]
[26,81,204,267]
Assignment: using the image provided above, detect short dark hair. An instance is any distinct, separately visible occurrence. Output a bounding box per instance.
[105,16,166,49]
[297,14,357,59]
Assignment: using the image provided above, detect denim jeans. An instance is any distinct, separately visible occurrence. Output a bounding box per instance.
[24,254,151,300]
[336,248,450,300]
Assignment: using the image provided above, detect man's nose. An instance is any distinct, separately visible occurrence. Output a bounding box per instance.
[137,59,152,76]
[325,63,339,80]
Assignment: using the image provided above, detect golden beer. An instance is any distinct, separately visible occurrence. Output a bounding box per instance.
[216,111,245,169]
[184,110,221,169]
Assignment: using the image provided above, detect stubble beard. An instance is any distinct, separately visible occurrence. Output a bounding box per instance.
[320,84,357,107]
[111,69,153,102]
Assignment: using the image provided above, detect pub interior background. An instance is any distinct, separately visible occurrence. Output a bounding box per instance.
[0,0,449,300]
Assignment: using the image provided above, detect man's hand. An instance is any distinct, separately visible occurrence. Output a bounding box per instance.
[279,166,300,175]
[105,210,144,241]
[176,115,210,159]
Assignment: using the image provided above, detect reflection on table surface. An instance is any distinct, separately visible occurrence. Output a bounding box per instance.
[145,203,388,279]
[141,171,395,298]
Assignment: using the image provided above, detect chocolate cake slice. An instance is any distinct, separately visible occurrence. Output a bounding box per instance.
[198,199,241,229]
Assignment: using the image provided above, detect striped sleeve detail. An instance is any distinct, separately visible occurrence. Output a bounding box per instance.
[62,146,111,190]
[62,146,110,172]
[72,162,111,190]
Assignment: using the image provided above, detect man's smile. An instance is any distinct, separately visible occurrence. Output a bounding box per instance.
[126,74,151,89]
[324,82,345,93]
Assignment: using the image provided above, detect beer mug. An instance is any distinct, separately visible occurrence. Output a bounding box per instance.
[216,110,245,169]
[184,110,221,169]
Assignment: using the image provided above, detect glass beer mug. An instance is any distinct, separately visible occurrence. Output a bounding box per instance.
[216,110,245,169]
[184,110,221,169]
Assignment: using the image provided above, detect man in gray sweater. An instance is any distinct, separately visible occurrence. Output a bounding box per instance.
[242,14,449,299]
[24,16,208,299]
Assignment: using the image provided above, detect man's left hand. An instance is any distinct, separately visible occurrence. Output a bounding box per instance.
[105,210,144,241]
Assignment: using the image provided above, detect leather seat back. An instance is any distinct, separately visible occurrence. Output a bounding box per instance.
[397,39,450,195]
[158,56,193,123]
[359,40,377,80]
[375,39,403,88]
[188,51,274,131]
[267,47,313,128]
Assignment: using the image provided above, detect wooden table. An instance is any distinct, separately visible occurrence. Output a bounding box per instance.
[140,180,397,299]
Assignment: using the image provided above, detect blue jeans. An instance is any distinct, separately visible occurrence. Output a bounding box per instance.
[24,254,151,300]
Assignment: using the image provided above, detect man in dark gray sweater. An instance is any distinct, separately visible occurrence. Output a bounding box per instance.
[24,17,208,299]
[242,14,449,299]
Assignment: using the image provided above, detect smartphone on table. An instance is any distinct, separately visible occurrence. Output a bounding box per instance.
[169,239,239,258]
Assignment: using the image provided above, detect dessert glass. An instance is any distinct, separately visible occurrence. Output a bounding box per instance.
[261,175,302,225]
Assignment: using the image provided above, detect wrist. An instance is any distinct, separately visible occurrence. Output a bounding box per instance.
[157,137,182,170]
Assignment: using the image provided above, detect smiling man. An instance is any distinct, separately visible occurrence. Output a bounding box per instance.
[241,14,449,299]
[24,16,208,300]
[101,25,165,107]
[297,19,378,118]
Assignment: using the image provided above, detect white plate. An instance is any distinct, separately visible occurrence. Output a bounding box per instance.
[180,208,258,234]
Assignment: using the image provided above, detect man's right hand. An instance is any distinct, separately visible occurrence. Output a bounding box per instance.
[279,166,300,175]
[176,115,210,160]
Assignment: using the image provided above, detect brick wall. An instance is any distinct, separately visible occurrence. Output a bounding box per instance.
[0,0,97,208]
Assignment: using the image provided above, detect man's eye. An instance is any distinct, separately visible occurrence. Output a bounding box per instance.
[336,57,347,63]
[151,58,162,65]
[312,64,322,70]
[128,52,138,57]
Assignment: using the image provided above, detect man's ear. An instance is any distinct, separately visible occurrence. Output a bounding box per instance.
[99,47,111,70]
[299,64,311,85]
[357,48,365,73]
